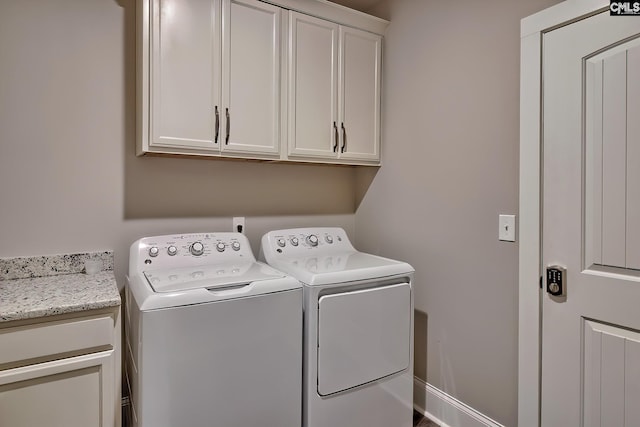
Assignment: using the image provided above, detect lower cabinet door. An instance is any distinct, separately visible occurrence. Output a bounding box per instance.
[0,350,115,427]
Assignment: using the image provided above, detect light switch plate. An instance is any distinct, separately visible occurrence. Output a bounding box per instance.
[499,214,516,242]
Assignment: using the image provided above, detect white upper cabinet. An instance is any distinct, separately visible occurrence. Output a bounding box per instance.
[149,0,221,152]
[288,13,339,159]
[288,12,381,165]
[223,0,281,156]
[141,0,281,158]
[138,0,386,165]
[338,26,381,163]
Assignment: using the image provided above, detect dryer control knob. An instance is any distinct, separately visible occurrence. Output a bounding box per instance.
[190,242,205,256]
[325,235,333,244]
[148,247,159,257]
[277,238,286,248]
[290,237,299,246]
[167,246,178,256]
[231,241,241,251]
[216,242,226,252]
[307,234,319,247]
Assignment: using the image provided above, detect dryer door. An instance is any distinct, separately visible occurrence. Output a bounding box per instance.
[317,282,411,396]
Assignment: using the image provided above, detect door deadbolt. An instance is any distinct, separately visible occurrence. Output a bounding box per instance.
[546,265,566,297]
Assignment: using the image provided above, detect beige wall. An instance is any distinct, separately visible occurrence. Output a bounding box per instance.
[0,0,568,425]
[0,0,356,284]
[354,0,560,425]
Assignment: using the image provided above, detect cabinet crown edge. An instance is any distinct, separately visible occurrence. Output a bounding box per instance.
[263,0,388,35]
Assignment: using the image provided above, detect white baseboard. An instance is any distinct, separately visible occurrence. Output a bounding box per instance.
[413,378,504,427]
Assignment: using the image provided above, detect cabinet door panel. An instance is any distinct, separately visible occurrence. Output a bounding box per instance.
[288,12,338,159]
[339,27,381,162]
[222,0,281,156]
[150,0,220,150]
[0,351,115,427]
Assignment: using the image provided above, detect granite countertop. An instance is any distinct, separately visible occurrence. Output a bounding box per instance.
[0,252,121,323]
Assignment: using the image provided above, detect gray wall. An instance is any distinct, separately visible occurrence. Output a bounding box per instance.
[0,0,566,425]
[0,0,357,284]
[353,0,560,426]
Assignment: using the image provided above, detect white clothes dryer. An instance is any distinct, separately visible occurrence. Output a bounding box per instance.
[125,232,302,427]
[260,227,414,427]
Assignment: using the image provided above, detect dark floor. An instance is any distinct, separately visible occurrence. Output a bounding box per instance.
[413,410,439,427]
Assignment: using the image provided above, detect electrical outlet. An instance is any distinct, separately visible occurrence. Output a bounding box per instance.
[499,214,516,242]
[233,217,245,234]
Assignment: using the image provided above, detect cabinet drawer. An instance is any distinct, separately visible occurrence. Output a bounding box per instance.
[0,315,114,368]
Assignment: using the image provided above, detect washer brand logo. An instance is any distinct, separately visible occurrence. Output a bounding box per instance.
[610,1,640,15]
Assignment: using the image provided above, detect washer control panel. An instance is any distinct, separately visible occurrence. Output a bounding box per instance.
[261,227,355,258]
[132,232,253,272]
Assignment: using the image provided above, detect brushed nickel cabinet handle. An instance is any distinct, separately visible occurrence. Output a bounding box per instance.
[225,108,230,145]
[333,121,338,152]
[341,123,346,153]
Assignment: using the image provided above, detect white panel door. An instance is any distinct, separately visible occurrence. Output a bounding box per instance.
[542,11,640,427]
[222,0,281,157]
[150,0,221,151]
[338,26,381,162]
[288,12,339,159]
[317,283,411,396]
[627,46,640,270]
[586,41,640,270]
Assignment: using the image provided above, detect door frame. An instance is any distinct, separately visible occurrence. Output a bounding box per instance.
[518,1,609,426]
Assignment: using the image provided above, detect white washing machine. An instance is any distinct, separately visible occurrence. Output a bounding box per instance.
[125,232,302,427]
[260,227,414,427]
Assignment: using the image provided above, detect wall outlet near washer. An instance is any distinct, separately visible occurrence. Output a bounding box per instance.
[233,217,245,234]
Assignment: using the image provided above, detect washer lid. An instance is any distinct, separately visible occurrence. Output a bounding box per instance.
[267,251,414,286]
[144,261,286,293]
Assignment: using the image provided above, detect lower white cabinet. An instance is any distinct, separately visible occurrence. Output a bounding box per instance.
[0,310,121,427]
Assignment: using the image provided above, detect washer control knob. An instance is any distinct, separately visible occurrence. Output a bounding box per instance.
[325,235,333,244]
[216,242,226,252]
[190,242,204,256]
[290,237,299,246]
[306,234,319,247]
[277,238,286,248]
[148,247,159,257]
[167,246,178,256]
[231,241,241,251]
